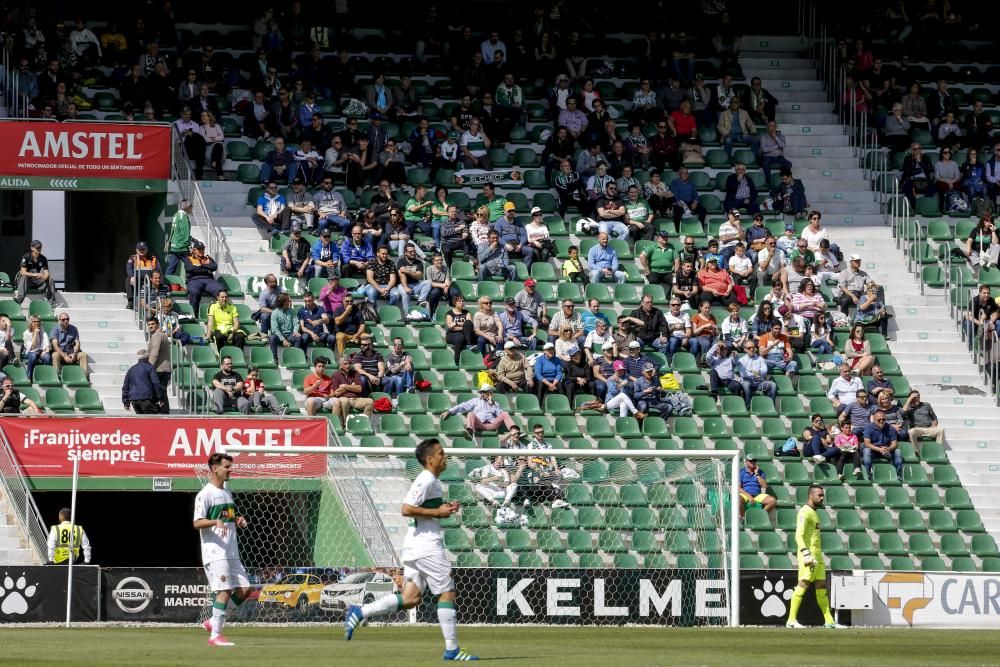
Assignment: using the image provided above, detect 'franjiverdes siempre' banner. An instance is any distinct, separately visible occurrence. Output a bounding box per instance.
[0,121,171,192]
[0,417,329,477]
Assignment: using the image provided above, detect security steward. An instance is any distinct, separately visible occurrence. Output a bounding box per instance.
[125,241,161,310]
[47,508,92,565]
[182,240,225,313]
[122,348,163,414]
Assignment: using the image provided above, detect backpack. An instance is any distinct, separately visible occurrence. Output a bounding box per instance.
[973,197,995,218]
[662,391,693,416]
[776,437,800,457]
[356,299,380,324]
[946,191,970,214]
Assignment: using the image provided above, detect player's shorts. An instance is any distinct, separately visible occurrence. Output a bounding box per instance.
[402,552,454,596]
[797,555,826,583]
[740,491,769,505]
[204,558,251,592]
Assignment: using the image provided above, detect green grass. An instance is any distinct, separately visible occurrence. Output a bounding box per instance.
[4,626,1000,666]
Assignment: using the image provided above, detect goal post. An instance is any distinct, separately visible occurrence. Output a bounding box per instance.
[219,444,742,627]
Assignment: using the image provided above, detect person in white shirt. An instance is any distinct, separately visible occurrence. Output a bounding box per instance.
[827,363,865,415]
[69,19,102,62]
[174,107,207,180]
[718,209,746,267]
[800,210,841,259]
[728,243,756,294]
[471,456,518,506]
[583,318,614,363]
[345,439,477,661]
[193,453,252,646]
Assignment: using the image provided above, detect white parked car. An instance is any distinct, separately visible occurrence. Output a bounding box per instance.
[320,572,396,613]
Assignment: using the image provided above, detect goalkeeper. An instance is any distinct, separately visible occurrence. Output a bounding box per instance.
[786,484,842,629]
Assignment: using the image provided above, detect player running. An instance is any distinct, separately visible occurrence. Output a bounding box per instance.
[194,452,253,646]
[786,483,843,628]
[345,438,478,661]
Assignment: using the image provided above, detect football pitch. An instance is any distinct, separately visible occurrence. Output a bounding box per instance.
[3,626,1000,666]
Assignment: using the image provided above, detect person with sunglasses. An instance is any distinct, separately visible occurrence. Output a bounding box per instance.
[1,376,41,414]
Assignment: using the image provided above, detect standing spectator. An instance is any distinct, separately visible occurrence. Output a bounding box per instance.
[14,240,57,306]
[903,390,945,454]
[587,232,627,284]
[328,357,374,428]
[146,317,171,414]
[206,290,245,351]
[165,199,192,277]
[383,337,414,398]
[125,241,160,311]
[440,383,515,435]
[737,341,777,411]
[122,349,162,414]
[210,356,246,414]
[50,312,89,378]
[863,411,904,481]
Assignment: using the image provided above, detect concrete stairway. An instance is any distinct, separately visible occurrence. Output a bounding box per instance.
[744,37,1000,546]
[197,179,281,280]
[0,487,40,564]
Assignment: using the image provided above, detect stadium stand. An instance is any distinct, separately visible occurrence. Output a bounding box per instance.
[2,4,999,574]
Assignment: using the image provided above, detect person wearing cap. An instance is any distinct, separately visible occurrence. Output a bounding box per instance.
[122,348,163,414]
[308,227,339,279]
[624,340,661,381]
[697,256,738,307]
[499,298,536,351]
[440,383,515,435]
[717,209,746,268]
[281,223,313,278]
[587,231,627,285]
[182,241,224,313]
[477,229,516,282]
[15,240,57,306]
[525,207,554,262]
[533,342,564,401]
[723,162,759,215]
[124,241,160,310]
[495,341,533,393]
[836,253,875,315]
[432,129,461,180]
[639,230,679,286]
[495,202,535,268]
[632,362,665,417]
[736,340,777,411]
[668,167,706,229]
[241,364,287,415]
[514,278,549,331]
[313,177,351,234]
[604,359,642,419]
[738,455,776,520]
[745,214,769,265]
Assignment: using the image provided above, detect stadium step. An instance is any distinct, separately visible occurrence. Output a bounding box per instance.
[741,34,811,53]
[778,124,845,137]
[759,78,825,93]
[0,489,40,565]
[740,56,815,71]
[784,145,855,158]
[776,112,839,125]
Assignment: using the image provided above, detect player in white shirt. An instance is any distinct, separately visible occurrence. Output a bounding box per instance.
[193,453,252,646]
[470,456,517,506]
[344,439,478,661]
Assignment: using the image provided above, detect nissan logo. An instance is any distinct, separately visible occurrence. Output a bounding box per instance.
[113,576,153,613]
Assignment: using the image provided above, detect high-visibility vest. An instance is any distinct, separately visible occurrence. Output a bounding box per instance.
[52,521,82,564]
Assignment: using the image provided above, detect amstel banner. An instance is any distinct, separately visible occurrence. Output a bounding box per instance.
[0,121,171,192]
[0,416,329,477]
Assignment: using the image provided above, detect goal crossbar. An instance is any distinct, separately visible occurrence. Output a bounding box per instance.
[221,445,742,627]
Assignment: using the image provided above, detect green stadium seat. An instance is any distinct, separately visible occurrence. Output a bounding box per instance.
[932,465,960,487]
[740,555,765,569]
[518,552,544,567]
[487,552,514,567]
[32,365,61,387]
[885,487,913,510]
[944,487,973,510]
[73,388,105,413]
[45,388,74,413]
[877,533,907,557]
[957,510,986,533]
[921,556,947,571]
[475,529,503,552]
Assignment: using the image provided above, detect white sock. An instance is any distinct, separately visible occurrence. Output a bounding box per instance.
[503,484,518,505]
[437,602,458,651]
[361,592,402,619]
[211,605,226,637]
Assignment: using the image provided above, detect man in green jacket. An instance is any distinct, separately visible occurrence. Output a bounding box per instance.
[166,199,193,276]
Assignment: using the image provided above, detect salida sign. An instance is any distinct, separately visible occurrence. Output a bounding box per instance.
[0,121,170,190]
[0,416,329,477]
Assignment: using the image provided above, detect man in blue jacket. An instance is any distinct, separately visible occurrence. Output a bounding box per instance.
[668,167,707,229]
[340,225,375,278]
[494,202,535,269]
[122,349,163,414]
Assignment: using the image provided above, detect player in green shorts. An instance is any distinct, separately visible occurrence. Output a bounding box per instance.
[786,484,844,628]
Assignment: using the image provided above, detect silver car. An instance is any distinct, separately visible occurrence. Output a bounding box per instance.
[320,572,396,613]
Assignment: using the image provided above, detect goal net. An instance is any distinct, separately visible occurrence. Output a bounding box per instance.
[214,444,741,627]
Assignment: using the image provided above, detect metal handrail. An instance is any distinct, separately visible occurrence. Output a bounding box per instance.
[0,425,49,562]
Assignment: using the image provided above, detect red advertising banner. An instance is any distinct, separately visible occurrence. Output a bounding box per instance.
[0,417,329,478]
[0,121,171,180]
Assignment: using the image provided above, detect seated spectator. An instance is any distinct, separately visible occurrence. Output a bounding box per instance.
[174,107,207,181]
[668,167,706,229]
[738,455,776,520]
[937,112,962,153]
[393,243,430,315]
[363,246,398,307]
[460,119,493,170]
[810,312,834,355]
[837,254,873,315]
[554,324,579,361]
[642,170,674,221]
[840,386,873,437]
[791,278,826,323]
[749,300,780,343]
[697,257,737,306]
[720,302,751,350]
[444,295,474,364]
[648,119,678,172]
[298,291,333,351]
[307,228,339,280]
[742,77,777,125]
[268,293,304,362]
[341,226,375,279]
[533,342,564,401]
[211,355,247,415]
[294,139,323,185]
[854,282,890,337]
[882,103,912,154]
[495,203,535,269]
[14,239,57,306]
[736,341,776,411]
[965,102,994,151]
[872,390,907,443]
[525,208,554,262]
[553,160,586,217]
[244,90,278,141]
[351,334,385,396]
[604,360,642,418]
[934,147,961,212]
[900,82,929,130]
[425,253,460,315]
[260,137,297,185]
[562,346,594,405]
[717,97,758,157]
[548,300,586,348]
[587,232,627,284]
[771,168,808,219]
[863,410,903,481]
[514,279,549,332]
[590,346,618,400]
[281,223,312,278]
[0,376,41,414]
[286,180,317,232]
[672,259,701,309]
[623,295,669,351]
[903,390,945,454]
[441,383,515,434]
[0,317,13,370]
[471,455,518,507]
[844,322,875,376]
[206,290,246,351]
[583,318,614,364]
[962,149,988,205]
[255,274,284,335]
[439,205,470,267]
[498,298,536,351]
[477,230,516,281]
[242,365,287,415]
[724,164,759,215]
[639,231,678,286]
[561,245,587,284]
[473,296,504,356]
[345,136,379,193]
[826,361,863,413]
[495,341,534,394]
[623,339,661,381]
[381,337,414,398]
[313,178,352,235]
[777,303,808,354]
[717,211,746,270]
[253,181,292,238]
[758,321,799,379]
[705,338,741,399]
[759,121,792,184]
[303,357,334,416]
[326,357,374,427]
[689,300,719,362]
[50,312,89,378]
[899,143,935,206]
[324,135,350,182]
[20,315,51,381]
[965,215,1000,271]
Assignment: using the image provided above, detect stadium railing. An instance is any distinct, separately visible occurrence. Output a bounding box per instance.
[0,425,49,561]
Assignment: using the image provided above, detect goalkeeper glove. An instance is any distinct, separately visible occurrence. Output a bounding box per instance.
[800,548,814,566]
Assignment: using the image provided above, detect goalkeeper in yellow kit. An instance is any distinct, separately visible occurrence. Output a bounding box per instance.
[786,484,844,628]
